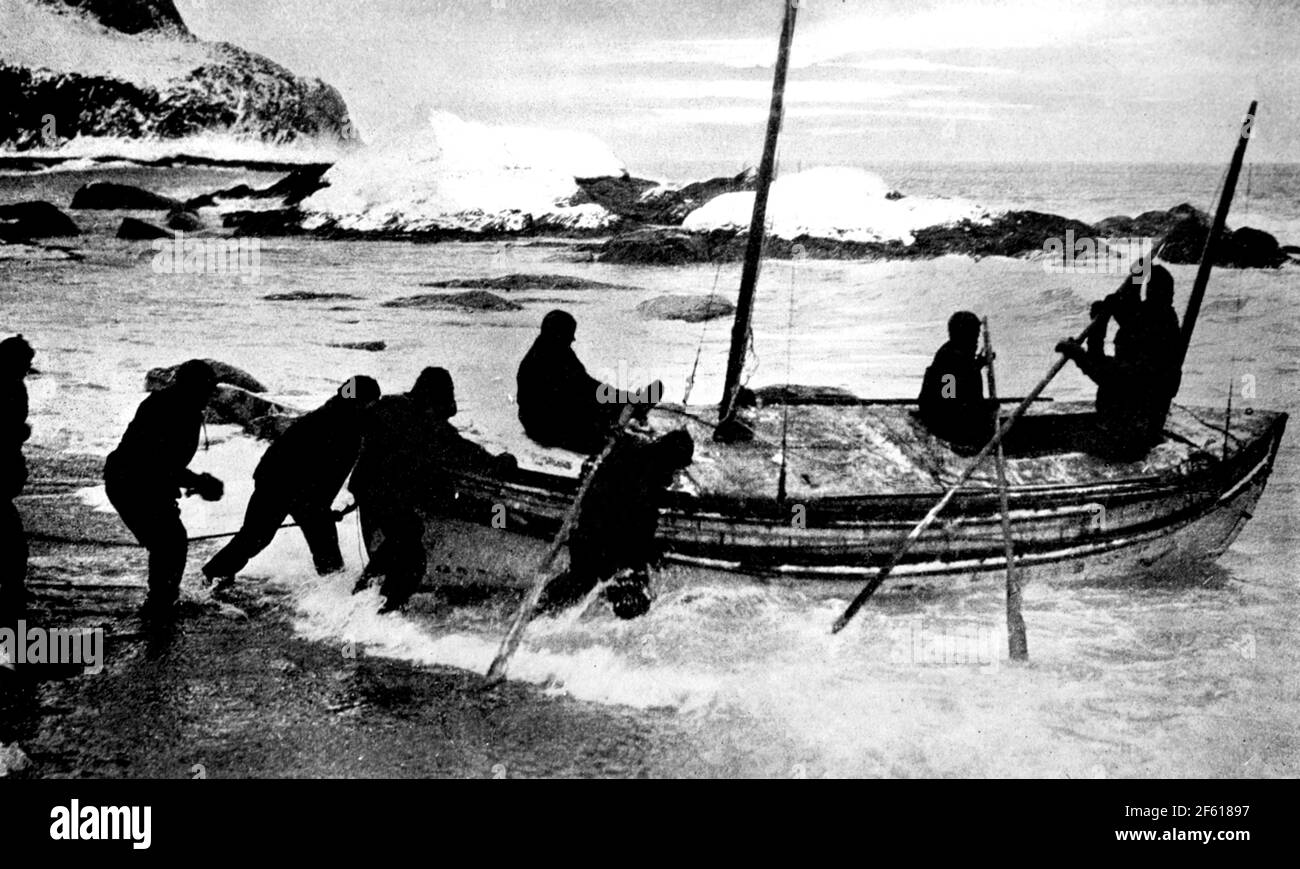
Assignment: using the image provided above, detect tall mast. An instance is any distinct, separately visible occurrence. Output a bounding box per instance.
[717,0,798,425]
[1176,100,1257,374]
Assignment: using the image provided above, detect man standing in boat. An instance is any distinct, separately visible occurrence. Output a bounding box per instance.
[0,335,35,629]
[105,359,225,623]
[917,311,996,454]
[535,428,694,619]
[516,309,661,454]
[201,375,381,593]
[1056,267,1180,460]
[350,367,515,614]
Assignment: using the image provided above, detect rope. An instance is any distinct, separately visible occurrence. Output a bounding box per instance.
[681,263,723,406]
[776,252,797,503]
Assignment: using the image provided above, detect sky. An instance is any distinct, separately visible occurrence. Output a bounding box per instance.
[176,0,1300,176]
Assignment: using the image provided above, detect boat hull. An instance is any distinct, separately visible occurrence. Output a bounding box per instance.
[390,402,1286,598]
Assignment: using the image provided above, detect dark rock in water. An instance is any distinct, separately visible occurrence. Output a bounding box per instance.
[910,211,1099,259]
[165,209,203,231]
[0,240,83,261]
[382,290,523,312]
[205,385,296,435]
[1,2,355,150]
[567,168,755,226]
[1092,203,1211,241]
[636,294,735,323]
[224,209,307,237]
[71,181,180,211]
[329,340,386,352]
[263,290,359,302]
[146,359,267,393]
[420,273,635,292]
[599,228,712,265]
[885,190,905,201]
[186,164,332,210]
[116,217,172,240]
[0,201,80,240]
[1221,226,1287,269]
[1158,213,1211,265]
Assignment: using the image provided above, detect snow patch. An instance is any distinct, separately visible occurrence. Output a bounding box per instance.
[301,112,625,234]
[681,166,990,245]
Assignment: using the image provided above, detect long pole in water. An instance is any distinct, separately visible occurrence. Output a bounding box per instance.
[1176,101,1257,375]
[485,406,634,685]
[831,254,1160,635]
[717,0,797,427]
[983,318,1028,661]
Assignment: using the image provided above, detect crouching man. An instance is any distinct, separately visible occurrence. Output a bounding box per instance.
[105,359,224,623]
[351,367,516,614]
[202,375,381,591]
[536,428,694,619]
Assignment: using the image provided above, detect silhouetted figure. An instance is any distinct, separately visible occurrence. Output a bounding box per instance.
[517,309,661,455]
[1,335,35,627]
[1137,265,1182,423]
[351,367,515,613]
[535,428,694,620]
[1057,268,1179,461]
[202,376,381,591]
[105,360,224,622]
[918,311,996,454]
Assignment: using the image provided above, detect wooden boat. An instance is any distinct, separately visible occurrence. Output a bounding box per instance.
[396,1,1286,600]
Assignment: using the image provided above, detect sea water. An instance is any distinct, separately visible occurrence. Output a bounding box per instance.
[2,160,1298,777]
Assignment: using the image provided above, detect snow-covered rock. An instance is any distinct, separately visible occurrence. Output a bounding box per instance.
[0,0,355,150]
[681,166,988,245]
[300,112,625,236]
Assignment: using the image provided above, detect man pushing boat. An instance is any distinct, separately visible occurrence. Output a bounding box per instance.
[350,367,516,614]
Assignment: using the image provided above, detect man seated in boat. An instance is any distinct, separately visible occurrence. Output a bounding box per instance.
[201,375,381,594]
[516,309,662,455]
[917,310,996,454]
[350,367,516,613]
[1056,267,1181,461]
[535,428,694,620]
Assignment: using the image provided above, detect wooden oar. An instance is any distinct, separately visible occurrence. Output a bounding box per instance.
[830,250,1166,634]
[484,405,635,684]
[983,318,1028,661]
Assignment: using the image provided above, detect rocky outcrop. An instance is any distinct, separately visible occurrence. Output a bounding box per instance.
[115,217,170,240]
[164,209,202,231]
[636,294,735,323]
[145,359,267,394]
[2,1,355,149]
[420,274,635,292]
[72,181,180,210]
[0,201,80,240]
[1091,203,1287,268]
[185,164,332,210]
[262,290,358,302]
[206,384,295,432]
[329,340,386,352]
[382,290,523,312]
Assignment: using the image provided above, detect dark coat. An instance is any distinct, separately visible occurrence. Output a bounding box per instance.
[350,394,498,507]
[104,387,204,499]
[254,396,363,507]
[516,337,617,451]
[567,434,680,577]
[1,376,29,498]
[918,340,992,447]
